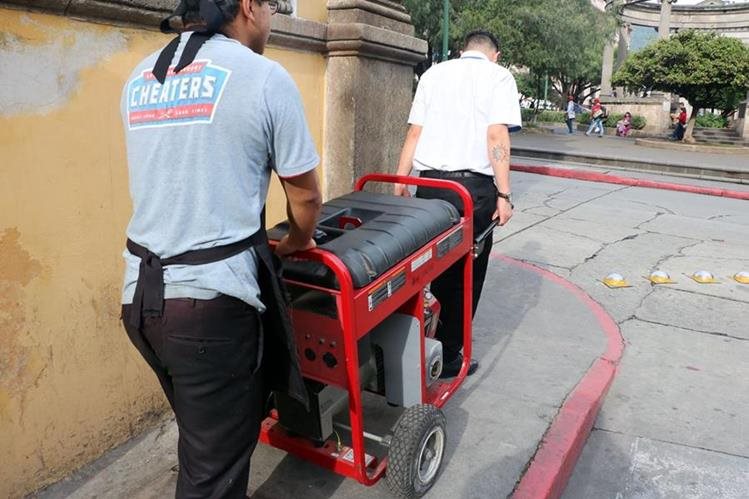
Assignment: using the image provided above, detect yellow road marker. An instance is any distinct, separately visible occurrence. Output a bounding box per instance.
[602,273,631,288]
[645,270,676,285]
[689,270,720,284]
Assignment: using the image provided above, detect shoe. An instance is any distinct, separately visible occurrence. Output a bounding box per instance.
[439,354,479,378]
[585,132,590,136]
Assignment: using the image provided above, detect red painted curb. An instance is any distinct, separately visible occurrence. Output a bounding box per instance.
[492,255,624,499]
[511,163,749,201]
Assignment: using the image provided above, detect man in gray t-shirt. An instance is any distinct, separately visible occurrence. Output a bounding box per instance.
[120,1,322,497]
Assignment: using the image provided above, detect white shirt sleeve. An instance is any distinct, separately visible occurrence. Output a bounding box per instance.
[408,75,428,125]
[487,71,523,132]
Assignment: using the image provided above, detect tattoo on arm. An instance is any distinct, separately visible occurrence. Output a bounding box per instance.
[491,144,510,164]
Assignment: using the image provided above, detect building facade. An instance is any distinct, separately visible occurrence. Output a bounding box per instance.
[0,1,425,496]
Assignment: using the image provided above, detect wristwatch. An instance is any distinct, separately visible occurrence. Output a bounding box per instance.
[498,191,514,208]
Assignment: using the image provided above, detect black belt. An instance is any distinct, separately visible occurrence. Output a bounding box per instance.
[419,169,493,180]
[126,230,266,328]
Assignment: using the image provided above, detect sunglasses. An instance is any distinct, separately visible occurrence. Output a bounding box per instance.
[267,0,278,15]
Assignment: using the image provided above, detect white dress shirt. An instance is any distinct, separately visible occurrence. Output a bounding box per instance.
[408,51,522,177]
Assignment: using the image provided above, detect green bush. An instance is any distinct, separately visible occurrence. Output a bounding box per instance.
[522,108,646,130]
[604,113,647,130]
[521,109,566,123]
[604,113,621,128]
[579,112,646,130]
[695,114,728,128]
[631,115,647,130]
[537,110,566,123]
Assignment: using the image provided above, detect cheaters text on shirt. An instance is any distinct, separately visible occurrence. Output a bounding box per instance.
[126,60,231,130]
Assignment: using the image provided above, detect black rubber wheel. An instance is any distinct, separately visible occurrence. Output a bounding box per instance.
[386,404,447,498]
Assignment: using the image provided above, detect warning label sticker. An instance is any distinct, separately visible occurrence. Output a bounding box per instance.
[339,447,375,467]
[411,248,433,272]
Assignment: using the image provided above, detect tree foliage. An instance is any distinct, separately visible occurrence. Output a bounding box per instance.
[402,0,444,65]
[402,0,469,69]
[613,30,749,110]
[403,0,617,104]
[613,30,749,141]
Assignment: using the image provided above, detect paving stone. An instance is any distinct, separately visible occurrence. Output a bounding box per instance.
[596,320,749,457]
[564,430,749,499]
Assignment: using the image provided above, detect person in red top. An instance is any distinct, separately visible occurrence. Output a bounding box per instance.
[671,103,688,140]
[585,98,605,137]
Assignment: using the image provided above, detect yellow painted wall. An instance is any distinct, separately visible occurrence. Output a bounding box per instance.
[297,0,328,22]
[265,44,326,224]
[0,8,325,498]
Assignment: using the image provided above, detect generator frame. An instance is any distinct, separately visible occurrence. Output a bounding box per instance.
[260,173,475,487]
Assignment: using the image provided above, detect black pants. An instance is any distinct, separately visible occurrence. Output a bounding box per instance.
[566,117,575,133]
[417,171,498,361]
[672,122,685,140]
[122,295,263,499]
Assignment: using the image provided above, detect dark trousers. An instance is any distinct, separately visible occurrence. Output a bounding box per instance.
[672,122,686,140]
[122,295,263,499]
[566,117,575,133]
[416,172,498,361]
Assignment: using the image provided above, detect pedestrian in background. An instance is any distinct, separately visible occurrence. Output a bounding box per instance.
[565,95,577,134]
[616,111,633,137]
[670,103,688,141]
[585,97,605,137]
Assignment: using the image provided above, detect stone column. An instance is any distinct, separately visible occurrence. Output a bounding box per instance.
[739,91,749,139]
[657,0,677,132]
[600,38,616,96]
[614,23,630,96]
[615,23,630,67]
[659,0,675,39]
[601,1,626,96]
[323,0,427,198]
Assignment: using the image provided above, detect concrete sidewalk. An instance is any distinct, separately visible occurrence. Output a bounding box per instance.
[36,250,611,498]
[511,128,749,183]
[34,170,749,499]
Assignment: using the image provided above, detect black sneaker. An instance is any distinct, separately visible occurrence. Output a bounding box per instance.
[439,354,479,378]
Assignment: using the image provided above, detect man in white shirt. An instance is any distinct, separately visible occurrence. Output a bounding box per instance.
[394,30,521,377]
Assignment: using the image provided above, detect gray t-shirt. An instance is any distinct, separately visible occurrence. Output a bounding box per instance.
[120,32,319,310]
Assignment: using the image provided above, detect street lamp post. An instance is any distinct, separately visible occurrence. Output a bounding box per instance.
[442,0,449,61]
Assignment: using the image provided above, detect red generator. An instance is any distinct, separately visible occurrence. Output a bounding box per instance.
[262,174,481,498]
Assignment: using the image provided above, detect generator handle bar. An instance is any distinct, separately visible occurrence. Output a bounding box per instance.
[355,174,475,223]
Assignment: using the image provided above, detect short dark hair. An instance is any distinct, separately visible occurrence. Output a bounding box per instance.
[182,0,241,26]
[464,30,500,52]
